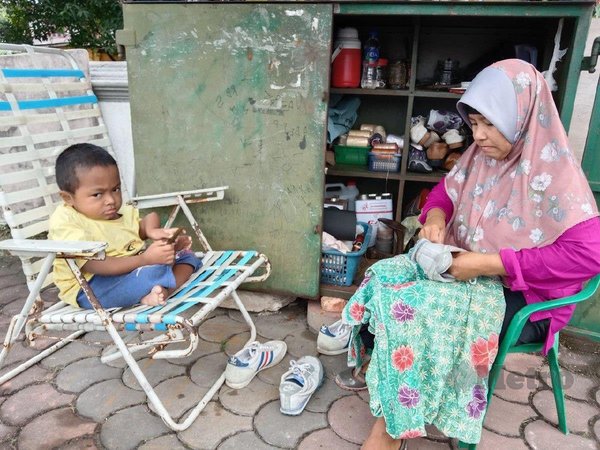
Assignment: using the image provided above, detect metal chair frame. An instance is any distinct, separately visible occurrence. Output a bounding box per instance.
[0,43,271,431]
[460,274,600,448]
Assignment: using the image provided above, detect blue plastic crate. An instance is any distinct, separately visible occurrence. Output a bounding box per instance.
[368,152,401,172]
[321,222,372,286]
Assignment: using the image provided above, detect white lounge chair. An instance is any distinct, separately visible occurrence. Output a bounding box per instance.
[0,43,270,431]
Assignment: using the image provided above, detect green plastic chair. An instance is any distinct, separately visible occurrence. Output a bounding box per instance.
[460,274,600,449]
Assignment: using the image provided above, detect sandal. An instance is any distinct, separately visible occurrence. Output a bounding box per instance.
[335,366,368,391]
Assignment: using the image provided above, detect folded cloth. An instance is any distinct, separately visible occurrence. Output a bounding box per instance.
[409,238,465,282]
[322,232,351,254]
[327,95,361,144]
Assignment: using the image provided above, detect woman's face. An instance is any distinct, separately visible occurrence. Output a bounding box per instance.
[468,114,513,160]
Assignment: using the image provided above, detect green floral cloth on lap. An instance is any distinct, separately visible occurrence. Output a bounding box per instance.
[343,255,504,444]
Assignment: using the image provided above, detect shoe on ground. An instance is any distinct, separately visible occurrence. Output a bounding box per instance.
[317,319,352,355]
[334,366,368,392]
[225,340,287,389]
[279,356,324,415]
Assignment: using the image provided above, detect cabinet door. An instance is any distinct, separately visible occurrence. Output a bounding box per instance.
[121,3,332,298]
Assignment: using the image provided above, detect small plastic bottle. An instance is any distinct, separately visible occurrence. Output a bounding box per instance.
[361,31,380,89]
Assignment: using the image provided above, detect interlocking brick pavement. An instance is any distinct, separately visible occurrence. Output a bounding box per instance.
[0,255,598,449]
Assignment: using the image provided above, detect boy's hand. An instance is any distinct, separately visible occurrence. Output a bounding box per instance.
[142,240,175,265]
[146,227,181,242]
[174,235,192,252]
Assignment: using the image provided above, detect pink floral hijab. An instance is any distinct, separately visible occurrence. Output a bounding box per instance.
[445,59,598,253]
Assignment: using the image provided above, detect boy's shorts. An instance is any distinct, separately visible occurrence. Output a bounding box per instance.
[77,250,202,309]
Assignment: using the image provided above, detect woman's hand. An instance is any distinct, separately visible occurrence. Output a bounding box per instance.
[448,252,506,281]
[141,240,175,265]
[419,208,446,244]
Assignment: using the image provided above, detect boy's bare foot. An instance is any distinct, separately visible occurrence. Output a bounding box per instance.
[361,418,404,450]
[141,285,167,306]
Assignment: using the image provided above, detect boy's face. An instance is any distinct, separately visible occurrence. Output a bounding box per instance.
[60,165,122,220]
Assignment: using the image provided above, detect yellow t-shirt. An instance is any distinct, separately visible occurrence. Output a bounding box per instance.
[48,203,145,306]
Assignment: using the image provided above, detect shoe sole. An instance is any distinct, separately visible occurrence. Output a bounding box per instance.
[225,344,288,390]
[316,346,349,356]
[279,366,324,416]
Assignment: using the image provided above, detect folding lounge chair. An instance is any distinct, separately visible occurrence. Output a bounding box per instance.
[0,43,271,431]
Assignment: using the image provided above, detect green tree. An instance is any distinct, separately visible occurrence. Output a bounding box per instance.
[0,1,123,57]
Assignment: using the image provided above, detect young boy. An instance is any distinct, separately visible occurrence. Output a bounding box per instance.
[49,143,201,309]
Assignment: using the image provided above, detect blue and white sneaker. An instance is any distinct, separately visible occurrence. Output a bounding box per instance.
[317,319,352,355]
[225,340,287,389]
[279,356,324,415]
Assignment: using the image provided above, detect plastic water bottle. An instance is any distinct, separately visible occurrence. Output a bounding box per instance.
[361,31,380,89]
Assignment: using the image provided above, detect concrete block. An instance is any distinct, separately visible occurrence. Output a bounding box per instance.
[321,296,347,313]
[219,290,295,313]
[307,300,341,334]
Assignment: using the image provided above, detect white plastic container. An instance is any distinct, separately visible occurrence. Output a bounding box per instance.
[355,195,393,246]
[324,181,360,211]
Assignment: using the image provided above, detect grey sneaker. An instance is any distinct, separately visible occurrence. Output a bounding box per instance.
[317,319,352,355]
[279,356,324,415]
[225,340,287,389]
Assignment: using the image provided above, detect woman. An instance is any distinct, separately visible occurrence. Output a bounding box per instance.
[343,59,600,450]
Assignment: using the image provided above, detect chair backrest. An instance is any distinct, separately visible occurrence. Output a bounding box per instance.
[0,44,116,288]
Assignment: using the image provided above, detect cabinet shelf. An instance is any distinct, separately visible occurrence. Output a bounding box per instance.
[327,164,402,180]
[327,165,445,183]
[404,172,445,183]
[320,283,358,300]
[330,88,461,99]
[330,88,410,97]
[414,90,462,99]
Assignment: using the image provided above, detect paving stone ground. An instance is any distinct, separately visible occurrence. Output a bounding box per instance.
[0,256,599,449]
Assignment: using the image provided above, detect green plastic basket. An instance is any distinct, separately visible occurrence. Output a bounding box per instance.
[334,145,370,166]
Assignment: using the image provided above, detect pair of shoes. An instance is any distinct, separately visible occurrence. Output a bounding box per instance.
[279,356,324,415]
[317,319,352,355]
[410,117,431,147]
[410,116,440,148]
[426,142,449,169]
[334,366,368,391]
[408,145,433,173]
[225,340,287,389]
[443,151,462,171]
[442,129,464,149]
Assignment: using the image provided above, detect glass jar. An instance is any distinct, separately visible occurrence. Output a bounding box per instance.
[389,60,408,90]
[375,58,388,89]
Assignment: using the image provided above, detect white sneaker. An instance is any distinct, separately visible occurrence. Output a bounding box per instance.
[279,356,324,416]
[317,320,352,355]
[225,340,287,389]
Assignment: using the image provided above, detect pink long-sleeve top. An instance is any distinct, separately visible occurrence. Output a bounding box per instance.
[418,178,600,354]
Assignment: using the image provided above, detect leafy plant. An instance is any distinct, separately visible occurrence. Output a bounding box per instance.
[0,1,123,57]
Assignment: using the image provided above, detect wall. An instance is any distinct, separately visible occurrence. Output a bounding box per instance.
[89,61,135,196]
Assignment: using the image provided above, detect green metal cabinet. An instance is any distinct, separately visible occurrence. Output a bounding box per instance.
[569,36,600,341]
[119,2,598,308]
